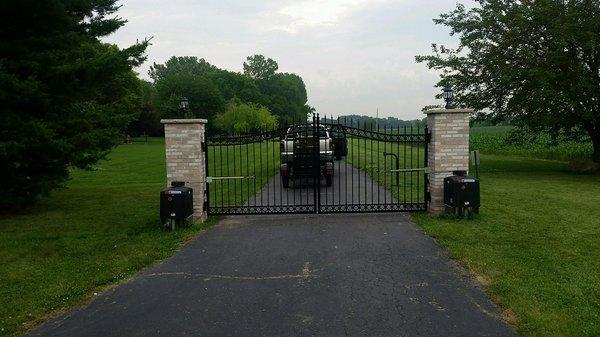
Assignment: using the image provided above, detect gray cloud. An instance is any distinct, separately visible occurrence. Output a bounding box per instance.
[105,0,466,119]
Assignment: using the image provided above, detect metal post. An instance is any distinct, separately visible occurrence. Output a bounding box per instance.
[383,152,399,186]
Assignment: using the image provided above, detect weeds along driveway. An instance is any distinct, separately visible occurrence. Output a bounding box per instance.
[32,213,516,337]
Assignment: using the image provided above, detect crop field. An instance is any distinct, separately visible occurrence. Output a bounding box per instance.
[470,126,593,161]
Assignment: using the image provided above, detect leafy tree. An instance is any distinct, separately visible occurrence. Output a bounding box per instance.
[0,0,147,207]
[149,56,216,82]
[416,0,600,163]
[154,73,225,133]
[128,81,162,138]
[215,100,277,134]
[258,73,312,124]
[208,69,262,103]
[243,54,279,80]
[151,55,312,127]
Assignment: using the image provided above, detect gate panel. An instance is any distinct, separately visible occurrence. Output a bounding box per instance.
[319,117,427,213]
[206,123,317,215]
[206,114,427,215]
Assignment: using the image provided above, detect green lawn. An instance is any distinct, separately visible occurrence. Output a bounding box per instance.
[413,155,600,337]
[0,138,215,336]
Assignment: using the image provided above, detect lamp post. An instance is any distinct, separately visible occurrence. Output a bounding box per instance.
[179,97,190,119]
[443,85,455,109]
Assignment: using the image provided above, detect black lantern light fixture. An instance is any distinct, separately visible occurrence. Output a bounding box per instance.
[179,97,190,119]
[443,85,455,109]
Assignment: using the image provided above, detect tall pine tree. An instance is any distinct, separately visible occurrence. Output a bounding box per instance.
[0,0,148,207]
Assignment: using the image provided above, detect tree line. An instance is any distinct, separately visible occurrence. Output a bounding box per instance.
[128,55,313,137]
[332,115,425,130]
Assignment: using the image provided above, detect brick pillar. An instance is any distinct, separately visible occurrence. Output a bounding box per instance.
[425,108,473,214]
[161,119,208,222]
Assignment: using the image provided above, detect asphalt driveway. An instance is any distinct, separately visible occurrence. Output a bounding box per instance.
[246,160,398,207]
[32,213,516,337]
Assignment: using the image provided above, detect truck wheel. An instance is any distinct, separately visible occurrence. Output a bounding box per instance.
[325,176,333,187]
[282,176,290,188]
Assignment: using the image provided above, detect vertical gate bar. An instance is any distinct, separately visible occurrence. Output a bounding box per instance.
[377,122,380,206]
[369,122,378,204]
[205,141,210,215]
[384,122,388,206]
[283,122,288,210]
[277,123,283,212]
[252,138,257,208]
[416,125,420,204]
[219,144,224,211]
[226,141,231,210]
[264,126,271,213]
[337,117,341,210]
[308,117,311,211]
[402,125,406,205]
[411,125,414,206]
[324,114,328,209]
[240,139,250,212]
[424,126,429,210]
[234,140,238,209]
[363,120,367,208]
[291,119,296,209]
[313,113,319,213]
[260,128,264,209]
[350,119,360,208]
[344,117,349,210]
[317,113,321,213]
[356,119,360,207]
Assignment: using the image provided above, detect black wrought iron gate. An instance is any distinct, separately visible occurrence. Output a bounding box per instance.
[206,114,428,215]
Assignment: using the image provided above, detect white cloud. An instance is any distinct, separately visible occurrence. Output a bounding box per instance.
[268,0,387,33]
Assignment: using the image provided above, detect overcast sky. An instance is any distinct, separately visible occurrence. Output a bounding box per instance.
[105,0,467,120]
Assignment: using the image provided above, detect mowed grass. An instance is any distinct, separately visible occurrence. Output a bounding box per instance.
[0,138,216,336]
[414,156,600,337]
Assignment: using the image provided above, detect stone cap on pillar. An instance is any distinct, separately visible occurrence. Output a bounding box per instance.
[161,119,208,124]
[424,108,474,115]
